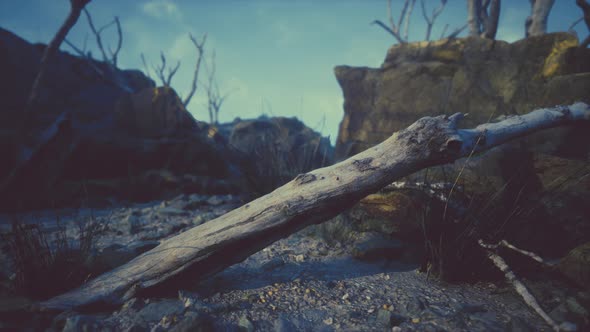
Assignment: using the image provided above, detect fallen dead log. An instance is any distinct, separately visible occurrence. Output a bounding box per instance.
[40,102,590,311]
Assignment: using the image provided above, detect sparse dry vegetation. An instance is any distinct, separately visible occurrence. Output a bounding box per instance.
[0,213,108,299]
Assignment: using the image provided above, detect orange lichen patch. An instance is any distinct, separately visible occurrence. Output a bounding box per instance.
[208,126,218,138]
[151,87,160,103]
[360,191,414,217]
[432,49,463,62]
[541,37,578,78]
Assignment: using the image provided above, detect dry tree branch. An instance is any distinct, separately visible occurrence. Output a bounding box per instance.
[153,52,181,87]
[374,0,416,44]
[108,17,122,66]
[83,9,106,63]
[420,0,447,41]
[140,53,152,80]
[183,33,207,107]
[82,9,122,66]
[440,23,449,39]
[63,39,106,77]
[402,0,417,42]
[371,20,404,43]
[447,24,468,39]
[204,50,231,125]
[569,17,584,32]
[24,0,91,119]
[576,0,590,47]
[478,239,561,331]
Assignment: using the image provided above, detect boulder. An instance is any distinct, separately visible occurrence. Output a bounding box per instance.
[334,33,590,158]
[223,116,334,195]
[114,86,197,138]
[334,33,590,260]
[558,242,590,290]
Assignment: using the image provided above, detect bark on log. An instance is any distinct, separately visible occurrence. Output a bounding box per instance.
[39,102,590,312]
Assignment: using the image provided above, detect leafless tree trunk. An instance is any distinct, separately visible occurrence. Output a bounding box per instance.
[141,33,207,107]
[526,0,556,37]
[4,0,91,198]
[183,33,207,107]
[24,0,92,119]
[204,51,231,125]
[153,52,180,87]
[39,102,590,312]
[467,0,501,39]
[467,0,482,36]
[576,0,590,47]
[482,0,500,39]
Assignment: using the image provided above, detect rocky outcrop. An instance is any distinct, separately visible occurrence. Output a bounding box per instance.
[220,116,334,195]
[0,28,243,210]
[333,33,590,270]
[334,33,590,158]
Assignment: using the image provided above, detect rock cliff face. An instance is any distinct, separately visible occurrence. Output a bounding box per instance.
[334,33,590,159]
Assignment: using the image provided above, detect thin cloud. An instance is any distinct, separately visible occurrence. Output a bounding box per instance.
[141,0,181,20]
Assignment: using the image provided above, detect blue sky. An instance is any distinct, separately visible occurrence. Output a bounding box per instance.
[1,0,586,141]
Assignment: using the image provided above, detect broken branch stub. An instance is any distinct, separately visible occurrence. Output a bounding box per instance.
[39,102,590,311]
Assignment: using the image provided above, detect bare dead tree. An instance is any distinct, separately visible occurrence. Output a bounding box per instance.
[204,50,231,125]
[81,9,122,66]
[467,0,482,36]
[153,52,181,87]
[372,0,417,44]
[64,39,107,77]
[467,0,501,39]
[183,33,207,107]
[525,0,556,37]
[576,0,590,47]
[439,23,468,40]
[24,0,92,118]
[62,8,131,93]
[140,53,152,80]
[420,0,447,41]
[141,33,207,107]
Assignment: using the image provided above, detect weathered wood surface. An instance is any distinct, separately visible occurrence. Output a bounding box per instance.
[40,102,590,311]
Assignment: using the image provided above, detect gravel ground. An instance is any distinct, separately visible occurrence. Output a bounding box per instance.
[1,196,583,331]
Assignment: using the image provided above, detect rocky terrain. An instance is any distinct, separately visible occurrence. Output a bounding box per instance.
[2,194,586,331]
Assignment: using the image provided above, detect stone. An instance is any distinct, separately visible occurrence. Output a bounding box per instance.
[114,86,196,138]
[62,315,110,332]
[137,299,185,324]
[157,207,189,217]
[273,316,298,332]
[238,315,254,332]
[333,33,590,261]
[169,312,215,332]
[351,232,405,262]
[334,33,590,159]
[223,116,333,194]
[558,242,590,290]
